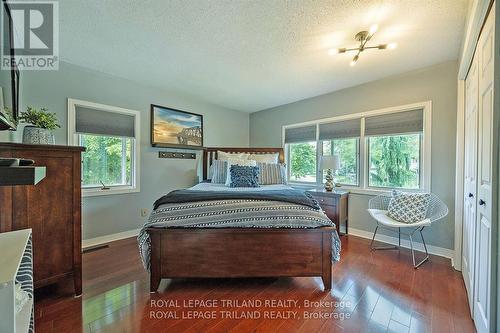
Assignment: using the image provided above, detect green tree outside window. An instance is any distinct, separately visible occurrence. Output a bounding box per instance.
[289,142,316,182]
[80,134,132,187]
[368,134,420,188]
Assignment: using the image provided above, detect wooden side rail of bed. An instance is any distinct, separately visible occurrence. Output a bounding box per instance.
[148,226,334,292]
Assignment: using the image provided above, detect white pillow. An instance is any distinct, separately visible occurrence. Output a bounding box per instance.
[248,153,279,164]
[217,151,250,161]
[225,158,257,186]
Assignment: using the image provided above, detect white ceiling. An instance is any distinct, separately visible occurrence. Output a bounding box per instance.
[60,0,468,112]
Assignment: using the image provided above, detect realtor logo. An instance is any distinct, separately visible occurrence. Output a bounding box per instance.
[1,1,59,70]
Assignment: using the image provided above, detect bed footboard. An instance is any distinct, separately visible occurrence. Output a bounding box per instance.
[147,227,333,292]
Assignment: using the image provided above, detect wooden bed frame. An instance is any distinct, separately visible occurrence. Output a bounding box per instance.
[147,147,333,292]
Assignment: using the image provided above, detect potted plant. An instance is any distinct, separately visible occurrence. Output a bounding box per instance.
[20,106,61,145]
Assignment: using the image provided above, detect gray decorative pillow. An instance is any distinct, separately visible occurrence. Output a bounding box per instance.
[257,162,287,185]
[210,160,227,184]
[229,165,260,188]
[387,190,431,223]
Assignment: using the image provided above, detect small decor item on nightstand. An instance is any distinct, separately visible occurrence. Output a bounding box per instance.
[320,155,340,191]
[20,106,60,145]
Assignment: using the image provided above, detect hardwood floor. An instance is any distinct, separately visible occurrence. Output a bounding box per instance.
[34,235,475,333]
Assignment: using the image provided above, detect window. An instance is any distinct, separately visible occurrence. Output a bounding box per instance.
[289,142,317,182]
[68,99,140,196]
[80,134,132,187]
[368,134,421,189]
[283,102,431,193]
[322,138,359,186]
[318,117,361,186]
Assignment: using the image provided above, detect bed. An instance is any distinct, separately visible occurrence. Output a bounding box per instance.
[139,147,340,292]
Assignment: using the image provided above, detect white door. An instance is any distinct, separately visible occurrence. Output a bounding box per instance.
[462,54,478,311]
[473,5,494,333]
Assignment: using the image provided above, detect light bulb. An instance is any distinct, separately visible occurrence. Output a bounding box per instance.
[350,55,359,66]
[369,24,378,35]
[328,48,347,56]
[328,48,339,56]
[387,42,397,50]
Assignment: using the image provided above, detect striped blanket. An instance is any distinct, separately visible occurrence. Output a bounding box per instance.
[138,184,341,271]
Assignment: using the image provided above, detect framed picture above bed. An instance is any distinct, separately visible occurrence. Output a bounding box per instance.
[151,104,204,149]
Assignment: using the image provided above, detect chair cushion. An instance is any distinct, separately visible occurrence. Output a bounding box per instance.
[387,190,431,224]
[368,209,431,227]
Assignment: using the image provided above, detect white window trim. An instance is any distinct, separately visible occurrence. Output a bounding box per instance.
[282,101,432,195]
[67,98,141,197]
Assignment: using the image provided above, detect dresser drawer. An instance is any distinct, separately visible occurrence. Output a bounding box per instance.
[310,193,336,206]
[306,189,349,235]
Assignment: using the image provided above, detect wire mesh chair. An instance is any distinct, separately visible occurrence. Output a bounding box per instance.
[367,193,448,268]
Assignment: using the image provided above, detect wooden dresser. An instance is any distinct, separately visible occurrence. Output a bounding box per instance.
[0,143,85,296]
[307,189,349,235]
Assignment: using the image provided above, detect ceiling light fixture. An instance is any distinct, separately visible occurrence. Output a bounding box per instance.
[328,25,396,66]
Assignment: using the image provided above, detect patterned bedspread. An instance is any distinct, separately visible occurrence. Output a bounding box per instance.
[138,184,341,271]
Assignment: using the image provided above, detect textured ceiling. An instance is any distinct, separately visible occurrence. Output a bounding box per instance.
[59,0,468,112]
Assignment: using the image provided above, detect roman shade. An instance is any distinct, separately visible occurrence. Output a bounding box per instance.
[364,109,423,136]
[318,118,361,140]
[284,125,317,144]
[75,106,135,138]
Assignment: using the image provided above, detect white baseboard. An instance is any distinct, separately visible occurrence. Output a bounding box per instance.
[348,227,455,264]
[82,228,141,249]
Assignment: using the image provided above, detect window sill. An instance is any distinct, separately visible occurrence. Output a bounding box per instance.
[82,186,140,197]
[335,186,392,196]
[288,182,425,196]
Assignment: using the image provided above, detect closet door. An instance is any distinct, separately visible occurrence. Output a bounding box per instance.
[473,5,494,333]
[462,54,478,311]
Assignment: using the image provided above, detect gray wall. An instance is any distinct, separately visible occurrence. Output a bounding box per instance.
[1,61,249,240]
[250,61,458,250]
[495,2,500,330]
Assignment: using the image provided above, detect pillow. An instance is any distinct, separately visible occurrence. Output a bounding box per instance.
[387,190,431,223]
[210,160,227,184]
[248,153,279,164]
[229,165,260,188]
[281,165,288,185]
[258,162,287,185]
[217,151,250,161]
[225,158,257,186]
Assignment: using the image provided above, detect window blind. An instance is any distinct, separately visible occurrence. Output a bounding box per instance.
[284,125,317,144]
[75,106,135,138]
[364,109,423,136]
[318,118,361,140]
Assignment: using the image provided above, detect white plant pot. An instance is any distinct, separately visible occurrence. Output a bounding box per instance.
[22,126,55,145]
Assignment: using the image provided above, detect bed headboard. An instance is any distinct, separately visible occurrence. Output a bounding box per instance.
[202,147,285,180]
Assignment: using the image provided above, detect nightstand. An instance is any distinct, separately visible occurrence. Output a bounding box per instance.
[307,189,349,235]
